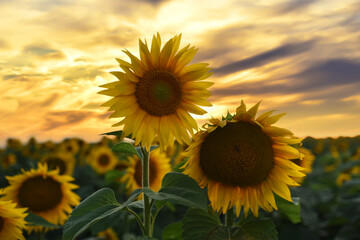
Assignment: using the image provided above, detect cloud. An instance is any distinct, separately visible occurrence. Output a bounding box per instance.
[274,0,317,15]
[212,58,360,100]
[42,110,98,131]
[214,40,315,76]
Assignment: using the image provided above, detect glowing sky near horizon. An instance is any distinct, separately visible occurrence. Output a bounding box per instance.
[1,0,360,145]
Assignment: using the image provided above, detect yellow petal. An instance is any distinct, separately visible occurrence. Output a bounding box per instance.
[181,102,207,115]
[262,126,294,137]
[247,101,261,117]
[262,113,286,126]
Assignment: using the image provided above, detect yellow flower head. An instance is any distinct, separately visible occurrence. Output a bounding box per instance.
[97,228,119,240]
[121,148,171,195]
[0,189,28,240]
[41,152,76,175]
[183,100,305,217]
[86,146,118,174]
[99,33,213,151]
[291,147,315,183]
[2,164,80,230]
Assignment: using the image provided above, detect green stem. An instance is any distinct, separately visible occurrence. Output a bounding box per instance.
[125,208,146,234]
[225,207,235,227]
[150,204,165,236]
[141,146,151,236]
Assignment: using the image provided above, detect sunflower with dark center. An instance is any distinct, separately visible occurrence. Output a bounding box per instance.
[86,146,118,174]
[0,189,28,240]
[291,147,315,183]
[41,152,75,175]
[121,148,171,195]
[2,164,80,231]
[99,33,213,151]
[183,101,305,217]
[59,139,79,155]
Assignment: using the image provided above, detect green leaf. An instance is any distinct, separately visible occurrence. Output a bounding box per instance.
[204,225,243,240]
[275,195,301,224]
[100,130,123,137]
[182,208,220,240]
[237,216,278,240]
[63,188,141,240]
[112,142,139,157]
[25,212,60,228]
[104,169,124,183]
[159,172,208,210]
[173,157,188,173]
[162,222,183,240]
[150,145,159,152]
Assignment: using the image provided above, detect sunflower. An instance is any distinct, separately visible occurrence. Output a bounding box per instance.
[99,33,213,151]
[291,147,315,183]
[336,173,351,186]
[58,139,80,155]
[0,189,28,240]
[41,152,76,175]
[1,153,17,169]
[121,148,171,194]
[183,100,305,217]
[86,146,118,174]
[2,164,80,228]
[97,228,119,240]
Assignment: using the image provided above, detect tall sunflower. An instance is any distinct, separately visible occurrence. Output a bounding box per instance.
[121,148,171,194]
[0,189,28,240]
[291,147,315,183]
[2,164,80,229]
[86,146,118,174]
[183,101,305,217]
[41,152,76,175]
[99,33,213,151]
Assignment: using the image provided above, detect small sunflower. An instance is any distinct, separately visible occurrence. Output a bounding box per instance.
[41,152,76,175]
[121,148,171,194]
[0,189,28,240]
[99,33,213,151]
[2,164,80,228]
[1,153,17,169]
[97,228,119,240]
[58,139,80,155]
[183,100,305,217]
[87,146,118,174]
[336,173,351,186]
[291,147,315,183]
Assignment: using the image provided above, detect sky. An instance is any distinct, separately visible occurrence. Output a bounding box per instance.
[1,0,360,145]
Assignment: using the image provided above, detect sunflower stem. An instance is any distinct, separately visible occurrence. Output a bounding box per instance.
[141,146,151,236]
[225,207,235,227]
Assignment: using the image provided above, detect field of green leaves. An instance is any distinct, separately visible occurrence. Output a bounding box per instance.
[1,135,359,240]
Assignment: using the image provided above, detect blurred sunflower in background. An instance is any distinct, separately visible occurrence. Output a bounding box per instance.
[122,148,171,194]
[291,147,315,183]
[336,172,351,186]
[41,152,76,175]
[59,139,79,156]
[87,146,118,174]
[0,189,28,240]
[99,33,213,151]
[2,164,80,230]
[1,153,17,169]
[183,100,304,217]
[97,228,119,240]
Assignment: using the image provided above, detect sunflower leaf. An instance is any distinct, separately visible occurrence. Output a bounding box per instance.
[26,212,60,228]
[63,188,141,240]
[182,208,220,240]
[237,216,278,240]
[112,142,139,158]
[275,195,301,224]
[162,221,183,240]
[100,130,123,137]
[149,172,208,210]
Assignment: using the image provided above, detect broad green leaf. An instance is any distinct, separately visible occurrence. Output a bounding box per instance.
[162,222,183,240]
[63,188,141,240]
[112,142,139,157]
[275,195,301,224]
[158,172,207,210]
[204,225,242,240]
[182,208,220,240]
[26,212,60,228]
[237,216,278,240]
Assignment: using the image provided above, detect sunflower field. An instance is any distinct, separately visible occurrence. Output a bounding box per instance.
[1,34,360,240]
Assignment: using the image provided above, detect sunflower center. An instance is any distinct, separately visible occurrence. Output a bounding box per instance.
[135,70,182,116]
[114,162,128,172]
[45,157,67,175]
[199,121,274,187]
[134,158,157,187]
[0,216,4,231]
[18,176,62,212]
[98,154,110,166]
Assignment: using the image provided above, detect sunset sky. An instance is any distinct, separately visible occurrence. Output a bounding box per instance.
[1,0,360,145]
